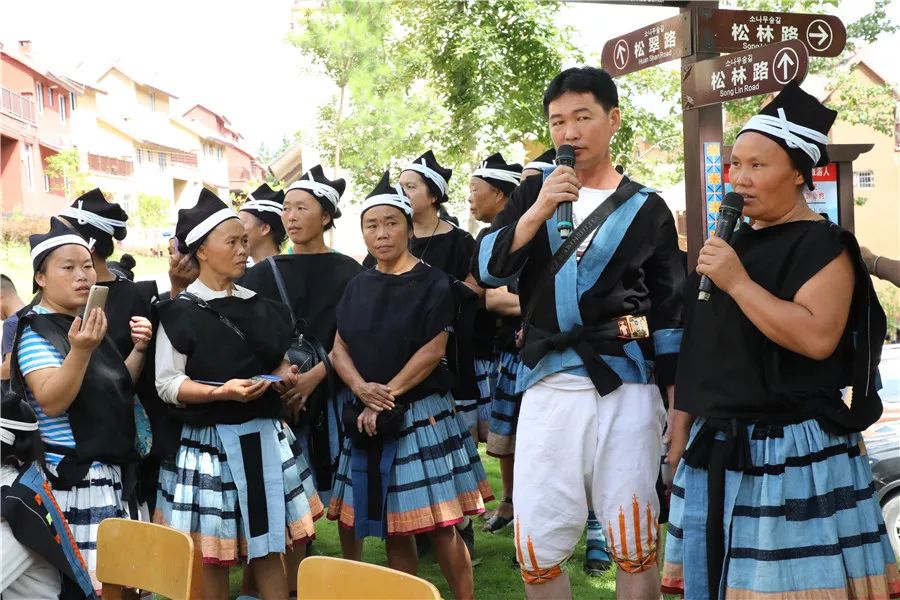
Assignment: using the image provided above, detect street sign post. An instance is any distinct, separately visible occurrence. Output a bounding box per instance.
[601,13,692,77]
[682,39,809,110]
[697,8,846,57]
[598,1,846,265]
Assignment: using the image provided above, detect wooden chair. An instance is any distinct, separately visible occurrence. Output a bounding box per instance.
[96,518,203,600]
[297,556,441,599]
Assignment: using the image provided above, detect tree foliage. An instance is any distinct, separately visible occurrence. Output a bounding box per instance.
[290,0,896,198]
[44,148,93,199]
[135,193,168,229]
[289,0,580,200]
[612,66,684,188]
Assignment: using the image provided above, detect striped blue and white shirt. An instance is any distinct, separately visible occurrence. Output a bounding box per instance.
[18,305,76,466]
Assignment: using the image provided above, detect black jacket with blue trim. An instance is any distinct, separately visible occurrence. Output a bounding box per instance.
[473,173,684,390]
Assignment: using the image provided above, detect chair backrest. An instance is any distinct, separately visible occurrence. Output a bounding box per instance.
[297,556,441,600]
[96,518,202,600]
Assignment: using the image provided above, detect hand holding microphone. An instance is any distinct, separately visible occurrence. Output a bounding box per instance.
[555,144,577,239]
[526,145,580,232]
[697,192,746,301]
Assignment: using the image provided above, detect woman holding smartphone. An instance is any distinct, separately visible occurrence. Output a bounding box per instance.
[154,189,321,600]
[13,218,152,594]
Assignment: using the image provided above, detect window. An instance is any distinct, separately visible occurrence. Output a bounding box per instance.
[146,150,154,163]
[158,151,167,170]
[216,146,223,161]
[35,82,43,113]
[59,94,66,123]
[853,170,875,188]
[148,93,156,111]
[22,143,35,191]
[69,92,76,111]
[135,148,142,164]
[43,174,51,192]
[47,88,53,108]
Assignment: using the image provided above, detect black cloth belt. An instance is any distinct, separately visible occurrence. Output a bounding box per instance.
[520,321,653,396]
[682,418,755,599]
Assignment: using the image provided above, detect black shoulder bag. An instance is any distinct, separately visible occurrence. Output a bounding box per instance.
[266,257,338,489]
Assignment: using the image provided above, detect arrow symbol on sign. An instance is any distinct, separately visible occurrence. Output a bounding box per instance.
[616,44,626,63]
[809,25,829,47]
[777,51,795,80]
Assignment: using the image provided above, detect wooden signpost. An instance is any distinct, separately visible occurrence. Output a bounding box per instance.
[599,1,847,265]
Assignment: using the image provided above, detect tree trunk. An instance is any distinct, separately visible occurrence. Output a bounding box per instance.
[333,81,346,179]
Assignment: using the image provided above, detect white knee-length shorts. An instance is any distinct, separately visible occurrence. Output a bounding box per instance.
[513,375,665,584]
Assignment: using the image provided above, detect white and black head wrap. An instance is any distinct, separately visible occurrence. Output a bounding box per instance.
[523,148,556,174]
[59,188,128,256]
[472,152,524,197]
[240,183,286,242]
[737,80,836,191]
[402,150,452,203]
[285,164,346,220]
[175,188,240,254]
[360,171,412,220]
[29,217,94,291]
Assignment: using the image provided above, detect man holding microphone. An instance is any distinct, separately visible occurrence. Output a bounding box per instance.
[475,66,684,599]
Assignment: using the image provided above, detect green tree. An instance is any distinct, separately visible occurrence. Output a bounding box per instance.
[289,0,581,200]
[44,148,92,199]
[289,0,394,178]
[612,66,684,188]
[393,0,581,158]
[722,0,899,142]
[135,193,168,229]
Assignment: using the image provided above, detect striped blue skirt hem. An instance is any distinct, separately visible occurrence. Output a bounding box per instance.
[662,417,900,599]
[487,351,523,457]
[328,392,494,536]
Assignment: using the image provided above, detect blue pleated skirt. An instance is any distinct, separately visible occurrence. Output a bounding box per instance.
[487,350,523,457]
[328,392,494,536]
[154,418,322,565]
[662,417,900,599]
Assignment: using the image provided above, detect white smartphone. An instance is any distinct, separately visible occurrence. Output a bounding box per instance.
[81,285,109,331]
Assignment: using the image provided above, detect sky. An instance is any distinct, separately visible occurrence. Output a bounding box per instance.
[2,0,898,160]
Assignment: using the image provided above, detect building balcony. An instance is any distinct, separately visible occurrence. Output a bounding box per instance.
[1,87,36,124]
[88,152,134,177]
[170,151,198,168]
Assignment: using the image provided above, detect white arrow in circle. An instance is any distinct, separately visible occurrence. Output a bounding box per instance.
[777,51,795,80]
[809,25,829,47]
[614,39,629,70]
[806,19,833,52]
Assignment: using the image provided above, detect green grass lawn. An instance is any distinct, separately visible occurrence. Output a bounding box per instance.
[1,242,170,299]
[226,447,629,599]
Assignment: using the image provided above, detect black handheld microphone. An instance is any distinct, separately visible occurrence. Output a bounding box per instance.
[555,144,576,239]
[698,191,745,302]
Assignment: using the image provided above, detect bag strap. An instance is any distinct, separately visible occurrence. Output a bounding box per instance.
[266,256,297,325]
[521,176,643,333]
[178,291,246,341]
[265,258,341,445]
